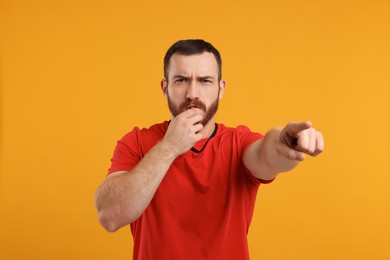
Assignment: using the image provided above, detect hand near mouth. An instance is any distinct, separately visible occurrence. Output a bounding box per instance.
[163,108,205,156]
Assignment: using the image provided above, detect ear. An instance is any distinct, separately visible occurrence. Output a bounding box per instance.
[161,79,168,99]
[218,80,226,100]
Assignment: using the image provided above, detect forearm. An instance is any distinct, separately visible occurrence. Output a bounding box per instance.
[95,108,207,232]
[246,121,324,180]
[245,128,300,180]
[260,128,300,174]
[95,140,177,232]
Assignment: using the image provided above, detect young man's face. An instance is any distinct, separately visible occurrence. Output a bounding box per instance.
[161,52,225,127]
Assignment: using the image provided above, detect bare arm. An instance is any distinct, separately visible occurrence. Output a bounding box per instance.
[244,121,324,181]
[95,109,204,232]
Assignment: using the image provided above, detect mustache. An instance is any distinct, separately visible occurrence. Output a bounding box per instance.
[179,99,207,112]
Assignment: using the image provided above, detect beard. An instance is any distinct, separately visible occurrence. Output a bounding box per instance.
[167,93,220,127]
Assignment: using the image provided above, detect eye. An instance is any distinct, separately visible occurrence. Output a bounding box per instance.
[174,78,186,84]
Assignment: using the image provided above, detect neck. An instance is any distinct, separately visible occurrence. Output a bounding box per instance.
[199,118,216,138]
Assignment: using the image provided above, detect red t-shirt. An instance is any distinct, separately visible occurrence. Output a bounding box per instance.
[108,121,269,259]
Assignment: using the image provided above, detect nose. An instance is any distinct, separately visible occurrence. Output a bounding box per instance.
[185,80,200,100]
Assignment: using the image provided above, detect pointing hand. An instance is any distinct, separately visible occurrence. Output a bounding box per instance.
[278,121,324,161]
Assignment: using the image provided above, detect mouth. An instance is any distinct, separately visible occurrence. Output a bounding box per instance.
[180,99,207,112]
[185,105,199,110]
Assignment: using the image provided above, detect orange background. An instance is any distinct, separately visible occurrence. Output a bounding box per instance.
[1,0,389,259]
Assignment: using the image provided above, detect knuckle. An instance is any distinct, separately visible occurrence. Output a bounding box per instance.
[302,147,310,154]
[316,147,324,154]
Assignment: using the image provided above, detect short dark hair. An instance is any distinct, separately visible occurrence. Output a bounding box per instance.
[164,39,222,81]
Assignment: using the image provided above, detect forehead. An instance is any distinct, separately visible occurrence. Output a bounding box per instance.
[168,52,219,78]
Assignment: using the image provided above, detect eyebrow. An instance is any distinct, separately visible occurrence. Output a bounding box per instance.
[173,75,188,79]
[198,76,214,80]
[172,75,215,80]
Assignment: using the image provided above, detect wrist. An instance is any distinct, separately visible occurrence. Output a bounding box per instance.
[158,139,181,159]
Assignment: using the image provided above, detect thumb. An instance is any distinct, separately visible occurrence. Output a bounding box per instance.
[277,143,306,161]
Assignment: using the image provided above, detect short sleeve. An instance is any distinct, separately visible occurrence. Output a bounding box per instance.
[235,125,263,155]
[108,128,143,175]
[235,125,274,185]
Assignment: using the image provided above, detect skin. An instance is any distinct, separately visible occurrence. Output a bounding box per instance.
[94,52,324,232]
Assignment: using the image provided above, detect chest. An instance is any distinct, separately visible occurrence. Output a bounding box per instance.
[153,142,246,213]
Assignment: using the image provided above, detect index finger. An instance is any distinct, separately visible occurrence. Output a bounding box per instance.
[284,121,312,136]
[180,108,204,118]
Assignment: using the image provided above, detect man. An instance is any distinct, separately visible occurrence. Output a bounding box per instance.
[95,39,324,259]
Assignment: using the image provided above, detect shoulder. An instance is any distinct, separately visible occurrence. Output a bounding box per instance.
[121,121,168,142]
[111,121,168,160]
[217,123,262,138]
[216,123,263,151]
